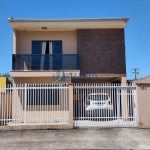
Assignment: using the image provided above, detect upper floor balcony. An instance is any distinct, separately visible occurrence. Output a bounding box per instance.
[12,54,80,71]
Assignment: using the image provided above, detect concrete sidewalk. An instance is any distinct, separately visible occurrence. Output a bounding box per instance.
[0,128,150,150]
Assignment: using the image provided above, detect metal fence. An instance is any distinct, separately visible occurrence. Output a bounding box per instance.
[73,83,138,127]
[0,83,69,126]
[0,83,138,128]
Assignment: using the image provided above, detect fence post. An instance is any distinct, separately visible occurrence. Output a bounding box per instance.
[68,84,73,127]
[121,77,128,121]
[24,83,27,124]
[134,84,139,127]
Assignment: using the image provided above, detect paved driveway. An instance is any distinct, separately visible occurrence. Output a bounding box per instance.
[0,128,150,150]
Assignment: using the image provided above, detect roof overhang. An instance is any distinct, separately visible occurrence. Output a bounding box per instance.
[135,76,150,85]
[8,18,129,31]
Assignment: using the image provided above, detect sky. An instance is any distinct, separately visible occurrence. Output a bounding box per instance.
[0,0,150,80]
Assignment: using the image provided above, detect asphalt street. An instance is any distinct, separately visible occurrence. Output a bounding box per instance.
[0,128,150,150]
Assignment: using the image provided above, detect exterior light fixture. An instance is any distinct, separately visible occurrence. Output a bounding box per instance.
[41,26,47,30]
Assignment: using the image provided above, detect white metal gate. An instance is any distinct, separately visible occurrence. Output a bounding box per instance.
[73,83,138,128]
[0,83,70,126]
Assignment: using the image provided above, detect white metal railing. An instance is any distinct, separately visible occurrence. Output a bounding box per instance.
[73,83,138,128]
[0,83,69,126]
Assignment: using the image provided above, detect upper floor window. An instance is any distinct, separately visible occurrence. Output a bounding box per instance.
[31,40,62,70]
[32,40,62,55]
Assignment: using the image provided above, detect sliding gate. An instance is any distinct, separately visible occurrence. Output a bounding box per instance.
[73,83,138,128]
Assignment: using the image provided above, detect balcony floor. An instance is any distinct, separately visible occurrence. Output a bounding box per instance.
[10,70,80,78]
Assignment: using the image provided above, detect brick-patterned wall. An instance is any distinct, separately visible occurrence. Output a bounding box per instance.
[77,29,126,75]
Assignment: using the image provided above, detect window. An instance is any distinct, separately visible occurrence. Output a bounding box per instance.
[32,40,62,70]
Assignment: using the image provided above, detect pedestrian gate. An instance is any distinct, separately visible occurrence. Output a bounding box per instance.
[73,83,138,128]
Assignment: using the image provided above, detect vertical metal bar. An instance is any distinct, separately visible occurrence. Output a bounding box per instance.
[39,84,41,124]
[54,83,56,123]
[113,83,116,123]
[55,83,57,123]
[133,85,138,127]
[63,84,65,123]
[5,85,8,125]
[13,84,16,124]
[76,83,78,127]
[28,83,30,123]
[78,83,80,125]
[16,84,18,124]
[24,83,27,124]
[35,83,37,123]
[116,84,120,126]
[131,87,134,126]
[79,84,82,121]
[73,84,75,126]
[88,83,91,124]
[0,85,1,124]
[65,84,67,123]
[129,83,131,123]
[29,83,31,123]
[32,83,33,123]
[3,85,5,125]
[46,83,48,123]
[6,84,9,125]
[58,84,60,123]
[93,82,96,126]
[94,82,96,126]
[58,83,60,123]
[4,85,6,125]
[42,83,44,123]
[1,85,5,125]
[52,83,54,123]
[97,83,100,125]
[85,83,88,123]
[0,85,2,124]
[9,84,11,124]
[27,83,29,124]
[77,83,79,127]
[19,84,21,124]
[83,83,85,122]
[85,83,87,126]
[44,83,46,123]
[73,84,74,125]
[57,84,60,122]
[110,83,112,124]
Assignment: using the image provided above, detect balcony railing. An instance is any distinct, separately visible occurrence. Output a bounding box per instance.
[12,54,80,70]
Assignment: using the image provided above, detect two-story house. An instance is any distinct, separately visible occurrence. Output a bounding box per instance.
[9,18,128,84]
[0,18,132,127]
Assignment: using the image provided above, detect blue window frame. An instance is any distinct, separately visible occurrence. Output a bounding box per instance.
[32,41,42,70]
[52,41,62,69]
[32,41,42,54]
[31,40,62,70]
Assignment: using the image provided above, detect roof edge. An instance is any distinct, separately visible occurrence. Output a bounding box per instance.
[8,17,129,23]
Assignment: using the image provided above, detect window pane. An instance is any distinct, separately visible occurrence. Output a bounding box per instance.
[32,41,42,54]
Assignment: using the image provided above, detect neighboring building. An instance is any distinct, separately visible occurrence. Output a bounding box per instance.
[135,76,150,128]
[0,77,7,92]
[9,18,128,84]
[0,76,12,91]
